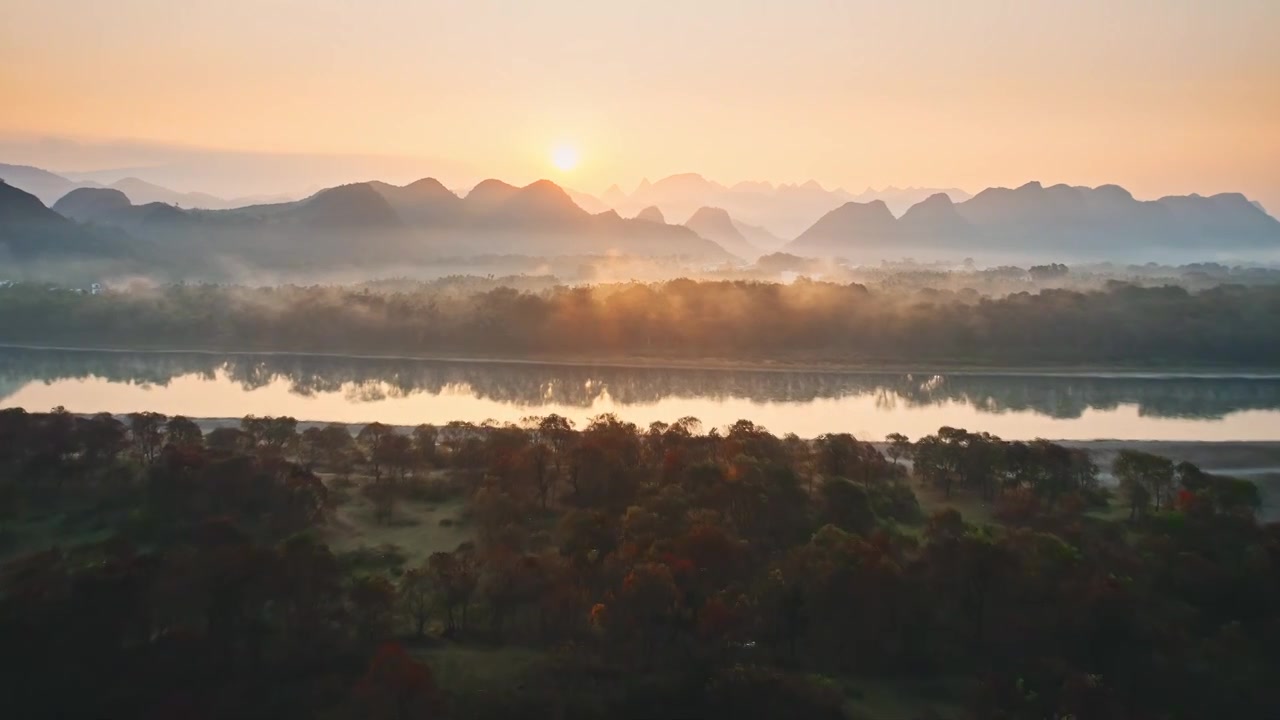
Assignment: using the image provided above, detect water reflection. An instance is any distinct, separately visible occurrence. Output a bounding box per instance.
[0,348,1278,439]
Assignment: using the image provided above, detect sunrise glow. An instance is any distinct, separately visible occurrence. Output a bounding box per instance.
[552,143,580,172]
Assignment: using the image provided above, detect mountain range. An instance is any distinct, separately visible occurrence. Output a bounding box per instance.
[787,182,1280,262]
[4,168,1280,282]
[0,180,139,269]
[0,163,291,210]
[682,207,761,260]
[7,176,734,277]
[576,173,972,240]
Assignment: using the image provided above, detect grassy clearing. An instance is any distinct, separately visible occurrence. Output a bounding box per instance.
[839,675,966,720]
[320,474,474,569]
[914,482,997,525]
[412,644,553,719]
[0,510,117,562]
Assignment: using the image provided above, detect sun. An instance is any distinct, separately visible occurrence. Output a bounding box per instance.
[551,143,579,172]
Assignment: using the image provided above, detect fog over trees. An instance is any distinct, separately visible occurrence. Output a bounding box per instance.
[2,279,1277,367]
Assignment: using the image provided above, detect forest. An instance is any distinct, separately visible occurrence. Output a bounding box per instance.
[1,408,1276,719]
[1,278,1279,367]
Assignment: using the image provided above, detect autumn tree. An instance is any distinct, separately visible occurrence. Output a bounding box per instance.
[351,642,440,720]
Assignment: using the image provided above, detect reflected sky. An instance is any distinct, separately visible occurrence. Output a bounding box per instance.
[1,349,1278,440]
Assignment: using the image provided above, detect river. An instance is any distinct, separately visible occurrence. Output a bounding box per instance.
[1,348,1279,440]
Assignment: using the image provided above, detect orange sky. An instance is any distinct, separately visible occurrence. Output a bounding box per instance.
[2,0,1278,208]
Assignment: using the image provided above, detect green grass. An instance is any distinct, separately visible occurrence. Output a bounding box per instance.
[914,483,997,525]
[411,645,553,719]
[837,675,966,720]
[0,511,117,562]
[320,476,474,569]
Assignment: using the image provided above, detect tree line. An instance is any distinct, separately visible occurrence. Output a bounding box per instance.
[1,279,1279,366]
[2,408,1277,718]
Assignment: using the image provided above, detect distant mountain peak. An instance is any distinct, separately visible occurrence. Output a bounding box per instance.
[481,179,589,224]
[789,180,1280,261]
[403,177,455,196]
[636,206,665,223]
[522,178,570,195]
[914,192,954,208]
[298,183,402,227]
[649,173,723,195]
[464,179,521,211]
[601,183,626,204]
[789,199,900,252]
[52,187,134,221]
[684,206,757,261]
[1094,184,1135,201]
[468,178,519,196]
[111,176,160,190]
[1,180,67,224]
[515,179,581,210]
[686,206,736,227]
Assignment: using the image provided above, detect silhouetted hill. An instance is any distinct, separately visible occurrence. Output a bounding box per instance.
[596,172,970,238]
[848,186,973,215]
[495,179,590,225]
[0,163,266,210]
[601,184,627,207]
[565,188,610,214]
[107,177,235,209]
[25,176,733,273]
[464,179,521,213]
[790,200,898,252]
[684,207,759,260]
[732,220,786,251]
[1,180,67,225]
[635,206,665,223]
[898,193,972,239]
[0,181,139,267]
[786,182,1280,263]
[52,187,134,222]
[293,183,403,228]
[0,164,92,205]
[368,178,461,224]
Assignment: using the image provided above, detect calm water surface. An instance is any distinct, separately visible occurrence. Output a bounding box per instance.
[1,348,1279,440]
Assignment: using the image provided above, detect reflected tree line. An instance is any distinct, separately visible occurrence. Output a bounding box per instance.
[1,348,1279,420]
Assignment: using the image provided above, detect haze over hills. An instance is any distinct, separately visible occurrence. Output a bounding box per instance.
[0,163,292,210]
[683,207,761,260]
[6,165,1280,282]
[787,181,1280,263]
[577,173,973,239]
[0,181,138,267]
[25,177,735,277]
